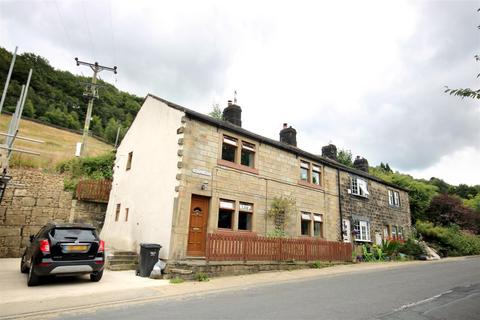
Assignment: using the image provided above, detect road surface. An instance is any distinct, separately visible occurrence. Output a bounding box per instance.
[55,256,480,320]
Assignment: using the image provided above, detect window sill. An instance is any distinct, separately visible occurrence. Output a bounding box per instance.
[217,159,259,175]
[351,193,369,199]
[215,229,256,236]
[298,180,323,190]
[354,239,372,243]
[388,204,401,209]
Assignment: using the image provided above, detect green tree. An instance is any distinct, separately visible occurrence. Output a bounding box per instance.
[370,167,438,222]
[337,149,353,167]
[208,103,223,120]
[104,117,121,143]
[444,10,480,99]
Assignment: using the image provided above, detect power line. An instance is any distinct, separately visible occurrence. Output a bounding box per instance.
[53,0,74,54]
[81,0,96,59]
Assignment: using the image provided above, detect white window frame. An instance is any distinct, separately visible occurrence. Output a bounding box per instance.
[351,177,369,197]
[353,219,371,242]
[388,190,400,207]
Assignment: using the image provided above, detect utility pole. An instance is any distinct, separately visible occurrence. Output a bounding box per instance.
[75,58,117,156]
[0,46,18,115]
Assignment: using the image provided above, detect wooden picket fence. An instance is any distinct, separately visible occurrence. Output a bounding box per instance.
[206,232,352,262]
[75,179,112,203]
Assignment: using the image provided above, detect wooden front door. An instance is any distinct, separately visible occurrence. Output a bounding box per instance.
[186,195,209,256]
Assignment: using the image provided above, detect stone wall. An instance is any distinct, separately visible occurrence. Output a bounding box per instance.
[169,118,341,260]
[339,171,411,243]
[0,168,107,258]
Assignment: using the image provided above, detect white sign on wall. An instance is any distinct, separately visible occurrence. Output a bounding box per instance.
[192,168,211,177]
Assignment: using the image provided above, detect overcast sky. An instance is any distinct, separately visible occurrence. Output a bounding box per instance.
[1,0,479,185]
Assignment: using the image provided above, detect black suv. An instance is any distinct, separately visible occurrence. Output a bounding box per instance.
[20,223,105,286]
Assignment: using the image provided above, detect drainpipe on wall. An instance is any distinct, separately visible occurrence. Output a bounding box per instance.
[336,169,344,242]
[264,179,268,235]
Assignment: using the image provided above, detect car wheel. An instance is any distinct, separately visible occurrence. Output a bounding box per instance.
[27,259,40,287]
[90,269,103,282]
[20,254,29,274]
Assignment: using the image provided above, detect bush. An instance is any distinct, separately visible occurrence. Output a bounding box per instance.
[57,153,115,190]
[169,277,184,284]
[195,273,210,282]
[399,238,425,257]
[416,220,480,256]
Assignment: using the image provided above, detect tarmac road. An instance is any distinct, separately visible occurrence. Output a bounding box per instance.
[56,256,480,320]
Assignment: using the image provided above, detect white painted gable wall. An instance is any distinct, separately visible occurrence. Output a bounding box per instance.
[100,96,184,259]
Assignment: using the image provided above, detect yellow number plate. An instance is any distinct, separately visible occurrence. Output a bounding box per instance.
[65,245,88,252]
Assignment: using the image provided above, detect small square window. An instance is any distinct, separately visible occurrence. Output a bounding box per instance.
[126,152,133,171]
[222,136,237,163]
[115,204,121,222]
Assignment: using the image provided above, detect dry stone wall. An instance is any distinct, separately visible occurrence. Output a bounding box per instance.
[0,168,107,258]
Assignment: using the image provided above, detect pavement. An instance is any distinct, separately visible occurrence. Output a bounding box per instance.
[0,257,478,319]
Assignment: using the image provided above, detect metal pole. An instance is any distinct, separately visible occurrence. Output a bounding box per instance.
[80,67,98,156]
[6,85,24,147]
[0,46,18,115]
[114,126,121,148]
[18,69,33,122]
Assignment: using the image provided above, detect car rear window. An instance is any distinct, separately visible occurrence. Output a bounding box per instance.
[50,228,97,241]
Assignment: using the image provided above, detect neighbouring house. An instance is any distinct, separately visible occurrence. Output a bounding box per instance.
[100,94,410,265]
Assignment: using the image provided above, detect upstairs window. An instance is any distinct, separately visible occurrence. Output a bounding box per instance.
[351,177,369,197]
[388,190,400,207]
[238,202,253,231]
[218,199,235,229]
[222,136,238,163]
[312,165,321,185]
[241,142,255,168]
[126,152,133,171]
[300,161,310,181]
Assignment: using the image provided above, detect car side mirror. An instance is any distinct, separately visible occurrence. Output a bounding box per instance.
[29,235,34,242]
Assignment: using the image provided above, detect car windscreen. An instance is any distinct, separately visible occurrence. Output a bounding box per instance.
[50,228,97,241]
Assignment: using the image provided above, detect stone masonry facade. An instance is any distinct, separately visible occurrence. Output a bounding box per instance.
[169,118,341,260]
[0,168,107,258]
[339,171,411,244]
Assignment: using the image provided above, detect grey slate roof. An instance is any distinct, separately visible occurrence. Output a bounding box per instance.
[147,93,408,192]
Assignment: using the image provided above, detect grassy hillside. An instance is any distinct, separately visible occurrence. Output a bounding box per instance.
[0,114,113,169]
[0,47,142,144]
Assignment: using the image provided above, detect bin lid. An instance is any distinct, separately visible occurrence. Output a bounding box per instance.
[140,243,162,249]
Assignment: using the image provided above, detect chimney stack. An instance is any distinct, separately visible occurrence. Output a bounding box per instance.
[223,100,242,127]
[279,123,297,147]
[321,144,337,161]
[353,156,369,173]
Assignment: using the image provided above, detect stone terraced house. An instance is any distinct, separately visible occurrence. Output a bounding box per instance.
[100,94,411,263]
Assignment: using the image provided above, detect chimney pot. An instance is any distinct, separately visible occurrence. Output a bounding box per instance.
[321,144,337,161]
[223,101,242,127]
[353,156,369,173]
[279,124,297,147]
